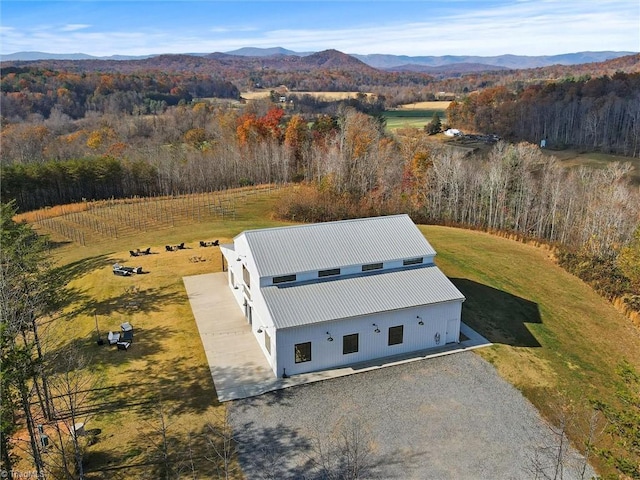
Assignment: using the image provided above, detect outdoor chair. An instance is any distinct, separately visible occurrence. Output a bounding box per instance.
[177,242,185,249]
[116,341,130,351]
[165,245,174,252]
[200,240,219,247]
[142,247,151,255]
[108,331,120,345]
[113,268,131,276]
[120,322,133,342]
[129,250,139,257]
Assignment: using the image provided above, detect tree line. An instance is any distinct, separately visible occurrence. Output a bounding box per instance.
[2,84,639,479]
[0,103,341,210]
[1,73,638,308]
[0,67,240,120]
[2,98,638,259]
[447,72,640,157]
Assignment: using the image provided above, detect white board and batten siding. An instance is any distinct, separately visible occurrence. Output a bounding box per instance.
[275,302,462,376]
[220,215,465,378]
[221,239,279,372]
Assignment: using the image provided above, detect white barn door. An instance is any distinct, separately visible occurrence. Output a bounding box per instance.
[445,318,458,344]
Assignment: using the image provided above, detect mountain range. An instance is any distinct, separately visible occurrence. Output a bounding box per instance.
[1,48,634,72]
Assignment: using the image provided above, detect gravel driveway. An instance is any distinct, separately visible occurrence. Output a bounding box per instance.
[229,352,594,480]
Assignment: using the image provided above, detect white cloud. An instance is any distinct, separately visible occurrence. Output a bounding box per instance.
[60,24,92,32]
[0,0,637,56]
[273,0,639,56]
[210,26,258,34]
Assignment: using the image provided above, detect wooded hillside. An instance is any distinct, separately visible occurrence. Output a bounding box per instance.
[447,72,640,157]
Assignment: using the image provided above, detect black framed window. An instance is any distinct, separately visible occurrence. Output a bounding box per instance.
[362,263,383,272]
[403,257,423,266]
[388,325,404,346]
[343,334,359,354]
[273,274,296,284]
[295,342,312,363]
[319,268,340,277]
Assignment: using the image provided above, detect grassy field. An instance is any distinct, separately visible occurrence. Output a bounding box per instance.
[16,188,292,478]
[442,139,640,183]
[396,100,451,110]
[238,93,449,132]
[240,91,366,101]
[424,226,640,475]
[15,187,639,477]
[383,101,450,131]
[541,148,640,184]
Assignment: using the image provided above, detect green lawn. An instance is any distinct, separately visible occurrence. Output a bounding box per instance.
[18,191,638,478]
[383,109,447,131]
[423,225,640,475]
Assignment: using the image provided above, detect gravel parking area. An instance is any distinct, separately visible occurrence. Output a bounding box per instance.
[229,352,593,480]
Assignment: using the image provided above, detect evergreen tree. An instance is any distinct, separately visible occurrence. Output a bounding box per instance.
[1,201,61,476]
[426,112,442,135]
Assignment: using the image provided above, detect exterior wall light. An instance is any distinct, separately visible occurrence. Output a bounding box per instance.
[257,325,268,333]
[417,315,424,325]
[372,323,381,333]
[326,332,334,342]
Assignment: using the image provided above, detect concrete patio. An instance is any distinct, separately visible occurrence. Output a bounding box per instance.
[184,272,491,402]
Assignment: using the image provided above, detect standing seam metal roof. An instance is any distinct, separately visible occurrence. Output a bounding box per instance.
[240,214,436,278]
[261,265,465,329]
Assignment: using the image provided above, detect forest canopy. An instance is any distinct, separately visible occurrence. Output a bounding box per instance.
[447,72,640,157]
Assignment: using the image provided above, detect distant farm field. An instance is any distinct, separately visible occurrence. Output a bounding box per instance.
[397,100,451,110]
[14,185,639,477]
[383,101,450,131]
[241,91,366,100]
[383,110,447,131]
[541,148,640,184]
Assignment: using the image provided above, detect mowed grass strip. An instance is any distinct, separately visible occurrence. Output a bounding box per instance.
[422,225,640,475]
[25,191,637,477]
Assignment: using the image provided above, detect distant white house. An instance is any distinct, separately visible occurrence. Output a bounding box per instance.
[220,215,465,377]
[444,128,462,137]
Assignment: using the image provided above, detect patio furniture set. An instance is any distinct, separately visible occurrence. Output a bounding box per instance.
[108,322,134,350]
[130,247,152,257]
[113,263,144,276]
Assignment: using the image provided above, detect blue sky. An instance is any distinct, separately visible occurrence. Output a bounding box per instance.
[1,1,639,57]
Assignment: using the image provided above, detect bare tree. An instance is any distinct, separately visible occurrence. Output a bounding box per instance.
[527,399,601,480]
[305,415,376,480]
[143,399,175,480]
[203,410,238,480]
[45,352,98,480]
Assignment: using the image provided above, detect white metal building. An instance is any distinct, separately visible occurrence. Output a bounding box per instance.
[220,215,465,377]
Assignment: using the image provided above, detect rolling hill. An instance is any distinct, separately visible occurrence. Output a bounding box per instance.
[2,48,634,70]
